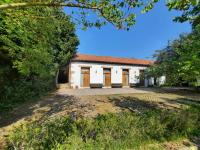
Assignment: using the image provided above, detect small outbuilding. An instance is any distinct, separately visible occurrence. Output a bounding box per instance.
[65,54,157,89]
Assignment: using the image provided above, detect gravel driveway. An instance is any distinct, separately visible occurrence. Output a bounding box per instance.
[57,87,154,96]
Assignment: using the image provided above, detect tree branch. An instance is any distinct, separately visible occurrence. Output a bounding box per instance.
[0,2,100,10]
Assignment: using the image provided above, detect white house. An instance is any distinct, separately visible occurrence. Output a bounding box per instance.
[65,54,157,89]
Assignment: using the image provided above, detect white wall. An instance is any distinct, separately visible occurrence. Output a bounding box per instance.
[70,62,148,88]
[157,76,166,86]
[148,77,154,86]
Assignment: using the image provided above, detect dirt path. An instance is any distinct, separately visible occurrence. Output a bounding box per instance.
[56,87,154,96]
[0,88,200,149]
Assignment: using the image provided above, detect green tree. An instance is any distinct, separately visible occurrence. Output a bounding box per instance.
[146,25,200,87]
[0,0,199,30]
[173,26,200,86]
[0,4,79,112]
[173,2,200,28]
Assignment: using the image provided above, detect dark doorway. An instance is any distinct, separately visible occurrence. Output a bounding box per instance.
[139,70,145,86]
[58,67,69,83]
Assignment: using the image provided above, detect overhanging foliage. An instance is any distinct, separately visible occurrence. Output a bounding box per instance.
[0,0,199,30]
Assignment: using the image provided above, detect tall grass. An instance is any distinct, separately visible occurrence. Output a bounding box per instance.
[7,105,200,150]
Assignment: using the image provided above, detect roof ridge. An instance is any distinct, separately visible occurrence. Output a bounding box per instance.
[73,53,154,66]
[77,53,153,62]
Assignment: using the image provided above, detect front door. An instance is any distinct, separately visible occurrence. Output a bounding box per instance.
[103,68,111,87]
[81,67,90,87]
[122,69,129,86]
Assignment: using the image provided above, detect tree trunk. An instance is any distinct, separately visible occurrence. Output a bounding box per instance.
[55,69,59,88]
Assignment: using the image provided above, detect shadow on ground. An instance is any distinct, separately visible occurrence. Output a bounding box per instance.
[136,87,200,96]
[0,94,94,129]
[109,96,161,112]
[109,95,200,113]
[1,88,200,129]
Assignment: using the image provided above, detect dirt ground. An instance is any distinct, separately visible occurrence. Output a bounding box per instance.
[0,88,200,149]
[56,87,154,96]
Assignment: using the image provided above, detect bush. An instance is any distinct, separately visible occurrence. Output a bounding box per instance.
[0,77,54,113]
[0,6,79,114]
[7,105,200,150]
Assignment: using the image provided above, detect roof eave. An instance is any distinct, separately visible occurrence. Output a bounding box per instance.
[71,60,151,67]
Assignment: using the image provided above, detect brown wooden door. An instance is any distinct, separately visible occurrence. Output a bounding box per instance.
[139,70,145,86]
[103,68,111,87]
[122,69,129,86]
[81,68,90,87]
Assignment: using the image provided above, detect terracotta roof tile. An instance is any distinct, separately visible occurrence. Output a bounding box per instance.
[72,54,153,66]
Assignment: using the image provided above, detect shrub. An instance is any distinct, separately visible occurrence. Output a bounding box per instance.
[0,77,54,113]
[0,5,79,114]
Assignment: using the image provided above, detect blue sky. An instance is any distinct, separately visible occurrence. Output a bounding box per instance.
[67,1,191,60]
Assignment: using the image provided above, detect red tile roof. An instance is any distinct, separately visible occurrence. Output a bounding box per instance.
[72,54,153,66]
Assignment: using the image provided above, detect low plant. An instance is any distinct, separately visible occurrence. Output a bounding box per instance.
[7,105,200,150]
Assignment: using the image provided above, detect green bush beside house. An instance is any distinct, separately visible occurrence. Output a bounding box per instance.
[0,5,79,113]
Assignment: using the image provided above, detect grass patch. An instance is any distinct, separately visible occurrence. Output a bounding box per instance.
[7,105,200,150]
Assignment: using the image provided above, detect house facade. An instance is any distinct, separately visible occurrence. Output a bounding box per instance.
[68,54,156,89]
